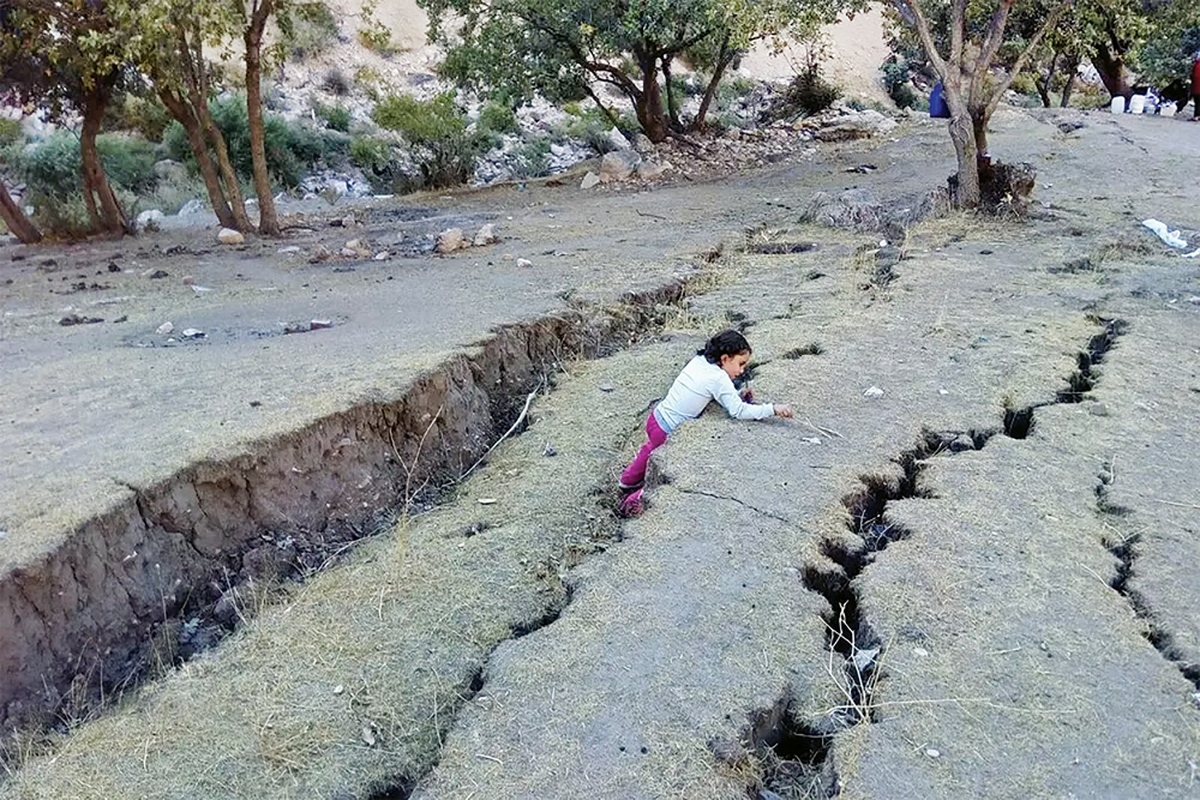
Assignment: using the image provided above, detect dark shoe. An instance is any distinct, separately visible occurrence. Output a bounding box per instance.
[619,488,645,517]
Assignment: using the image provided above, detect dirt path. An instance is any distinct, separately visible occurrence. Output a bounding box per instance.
[2,107,1200,796]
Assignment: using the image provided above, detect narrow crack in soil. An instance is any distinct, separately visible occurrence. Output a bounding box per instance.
[674,487,799,528]
[746,317,1137,797]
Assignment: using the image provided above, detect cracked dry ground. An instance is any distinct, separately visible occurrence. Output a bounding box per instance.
[8,213,1200,799]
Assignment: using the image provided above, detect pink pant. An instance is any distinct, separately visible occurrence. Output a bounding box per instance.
[620,410,667,487]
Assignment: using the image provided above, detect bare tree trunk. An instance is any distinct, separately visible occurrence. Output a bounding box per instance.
[692,35,735,132]
[1060,54,1080,107]
[1037,52,1058,108]
[662,55,682,131]
[1093,41,1131,99]
[634,47,669,143]
[80,91,128,236]
[158,89,238,229]
[0,180,41,243]
[244,0,279,236]
[947,110,980,207]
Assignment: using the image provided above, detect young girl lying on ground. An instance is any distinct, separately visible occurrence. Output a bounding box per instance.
[618,329,793,516]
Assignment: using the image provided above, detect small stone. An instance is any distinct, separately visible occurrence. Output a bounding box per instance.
[373,251,389,261]
[913,646,929,657]
[217,227,245,245]
[863,386,885,398]
[599,150,641,183]
[345,239,363,250]
[113,315,127,323]
[310,319,333,330]
[283,321,311,335]
[181,275,194,285]
[801,436,821,445]
[361,725,376,747]
[181,328,205,339]
[938,388,949,396]
[136,209,165,230]
[156,322,174,335]
[478,498,498,505]
[341,214,357,228]
[599,382,615,393]
[147,269,169,280]
[1089,402,1109,416]
[436,227,466,254]
[580,171,601,190]
[191,285,212,293]
[926,748,941,758]
[107,262,121,273]
[635,160,667,181]
[1190,691,1200,709]
[339,247,357,257]
[516,258,532,268]
[472,224,499,247]
[278,245,301,254]
[632,132,655,154]
[333,684,345,696]
[1186,295,1200,305]
[543,443,557,457]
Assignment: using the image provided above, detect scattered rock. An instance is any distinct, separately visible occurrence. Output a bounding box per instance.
[181,275,195,285]
[181,328,205,339]
[636,160,667,181]
[473,224,499,247]
[333,684,345,696]
[217,228,245,246]
[59,314,103,326]
[632,132,655,154]
[863,385,885,398]
[112,315,127,323]
[477,498,498,505]
[580,171,601,190]
[599,382,615,393]
[176,198,206,217]
[816,109,897,142]
[1089,402,1109,416]
[147,269,169,280]
[278,245,302,254]
[283,321,312,334]
[436,227,467,254]
[156,322,175,336]
[606,127,632,151]
[516,257,532,268]
[373,251,389,261]
[543,443,557,457]
[341,214,358,229]
[107,262,121,273]
[926,748,941,759]
[310,319,333,330]
[361,725,377,747]
[136,209,165,231]
[599,150,642,183]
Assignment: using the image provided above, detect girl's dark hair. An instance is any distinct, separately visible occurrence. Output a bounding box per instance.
[698,329,751,363]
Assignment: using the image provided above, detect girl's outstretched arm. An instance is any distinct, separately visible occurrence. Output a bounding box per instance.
[713,377,777,421]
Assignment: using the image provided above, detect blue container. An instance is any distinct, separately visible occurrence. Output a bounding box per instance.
[929,82,951,118]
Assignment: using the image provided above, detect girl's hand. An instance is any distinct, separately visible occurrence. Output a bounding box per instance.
[773,403,794,419]
[740,387,755,403]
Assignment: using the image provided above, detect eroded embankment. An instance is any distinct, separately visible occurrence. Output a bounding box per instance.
[0,265,713,735]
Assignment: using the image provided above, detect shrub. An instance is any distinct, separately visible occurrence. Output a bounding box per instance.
[478,100,518,135]
[315,102,352,132]
[323,68,352,96]
[8,131,158,200]
[281,1,339,60]
[357,0,397,55]
[880,60,920,110]
[771,69,840,119]
[509,137,552,179]
[0,117,22,149]
[163,96,346,188]
[371,92,480,190]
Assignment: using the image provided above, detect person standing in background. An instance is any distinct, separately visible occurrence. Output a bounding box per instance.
[1192,51,1200,120]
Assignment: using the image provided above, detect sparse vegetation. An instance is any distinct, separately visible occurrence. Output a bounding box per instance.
[322,68,353,97]
[371,92,480,190]
[279,1,340,60]
[314,102,352,133]
[357,0,397,55]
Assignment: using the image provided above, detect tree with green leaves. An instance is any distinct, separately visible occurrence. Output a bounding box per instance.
[891,0,1071,209]
[421,0,863,142]
[1,0,132,236]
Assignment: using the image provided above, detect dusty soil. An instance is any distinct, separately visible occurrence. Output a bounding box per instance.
[2,106,1199,798]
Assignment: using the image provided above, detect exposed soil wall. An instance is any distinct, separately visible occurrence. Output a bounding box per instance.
[0,277,697,733]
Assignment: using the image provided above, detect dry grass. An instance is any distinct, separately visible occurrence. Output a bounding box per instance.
[0,343,682,799]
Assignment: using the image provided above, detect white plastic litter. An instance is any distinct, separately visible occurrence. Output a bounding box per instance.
[1141,218,1189,249]
[1183,248,1200,259]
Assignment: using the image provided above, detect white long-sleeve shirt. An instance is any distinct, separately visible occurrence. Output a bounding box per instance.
[653,355,775,433]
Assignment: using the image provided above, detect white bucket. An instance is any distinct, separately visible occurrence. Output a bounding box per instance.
[1160,101,1178,117]
[1129,94,1146,114]
[1110,96,1125,114]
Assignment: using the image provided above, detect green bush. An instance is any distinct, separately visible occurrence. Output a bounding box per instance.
[773,69,840,118]
[357,0,397,55]
[0,118,22,149]
[349,134,405,192]
[880,60,921,110]
[371,92,480,190]
[478,100,518,135]
[281,1,339,60]
[163,96,346,188]
[315,102,352,132]
[509,137,552,179]
[8,131,158,200]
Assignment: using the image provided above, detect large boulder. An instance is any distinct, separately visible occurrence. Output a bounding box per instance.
[815,109,898,142]
[436,227,467,254]
[599,150,642,183]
